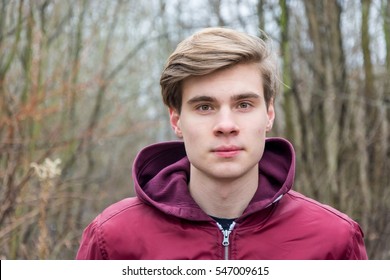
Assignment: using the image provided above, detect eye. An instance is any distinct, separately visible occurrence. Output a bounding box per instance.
[196,104,213,111]
[237,102,252,109]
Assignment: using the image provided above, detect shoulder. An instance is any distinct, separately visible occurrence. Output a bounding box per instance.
[281,190,362,231]
[285,191,355,220]
[77,197,167,259]
[274,190,367,259]
[95,197,166,232]
[97,197,145,224]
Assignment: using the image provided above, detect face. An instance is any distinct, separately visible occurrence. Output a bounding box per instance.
[170,63,275,181]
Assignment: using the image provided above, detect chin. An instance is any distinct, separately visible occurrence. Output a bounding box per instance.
[208,167,253,180]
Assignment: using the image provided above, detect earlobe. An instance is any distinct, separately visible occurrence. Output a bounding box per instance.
[169,108,183,138]
[266,121,274,132]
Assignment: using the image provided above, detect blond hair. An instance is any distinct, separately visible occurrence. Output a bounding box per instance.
[160,27,279,112]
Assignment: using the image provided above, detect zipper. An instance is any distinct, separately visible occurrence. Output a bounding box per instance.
[216,221,236,260]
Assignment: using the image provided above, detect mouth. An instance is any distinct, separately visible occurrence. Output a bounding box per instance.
[211,146,243,158]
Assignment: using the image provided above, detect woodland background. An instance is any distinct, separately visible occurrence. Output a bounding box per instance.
[0,0,389,259]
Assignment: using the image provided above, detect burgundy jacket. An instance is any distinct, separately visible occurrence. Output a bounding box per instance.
[76,138,367,260]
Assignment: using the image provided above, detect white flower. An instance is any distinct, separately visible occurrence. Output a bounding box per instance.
[30,158,62,180]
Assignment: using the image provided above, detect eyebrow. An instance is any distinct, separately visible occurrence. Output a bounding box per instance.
[187,95,217,105]
[231,92,260,102]
[187,92,260,105]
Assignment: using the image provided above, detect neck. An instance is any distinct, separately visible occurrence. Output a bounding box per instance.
[188,165,259,219]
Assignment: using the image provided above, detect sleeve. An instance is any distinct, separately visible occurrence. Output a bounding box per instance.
[75,217,107,260]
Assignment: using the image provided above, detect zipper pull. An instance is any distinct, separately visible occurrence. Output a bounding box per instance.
[217,222,236,260]
[222,229,230,246]
[217,222,236,246]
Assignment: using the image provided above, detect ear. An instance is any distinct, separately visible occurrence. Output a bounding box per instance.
[169,108,183,138]
[266,99,275,132]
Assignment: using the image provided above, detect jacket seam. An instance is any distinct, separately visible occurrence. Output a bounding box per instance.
[287,191,357,226]
[287,191,361,259]
[99,199,144,227]
[95,199,144,259]
[95,218,108,259]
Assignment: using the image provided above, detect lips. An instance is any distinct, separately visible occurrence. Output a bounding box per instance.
[212,146,243,158]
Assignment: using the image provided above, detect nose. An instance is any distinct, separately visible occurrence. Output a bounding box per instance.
[213,109,239,136]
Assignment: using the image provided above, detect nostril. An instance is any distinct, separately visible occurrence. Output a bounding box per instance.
[214,124,239,136]
[213,110,240,136]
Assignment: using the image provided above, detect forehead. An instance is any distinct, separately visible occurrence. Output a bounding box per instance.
[181,63,264,102]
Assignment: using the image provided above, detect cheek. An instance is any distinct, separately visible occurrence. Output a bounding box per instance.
[259,116,271,134]
[252,121,268,135]
[258,126,268,135]
[181,117,210,137]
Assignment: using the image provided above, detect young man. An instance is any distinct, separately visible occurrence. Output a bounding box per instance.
[76,27,367,259]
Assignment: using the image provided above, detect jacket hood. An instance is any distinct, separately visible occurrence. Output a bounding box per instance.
[132,137,295,221]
